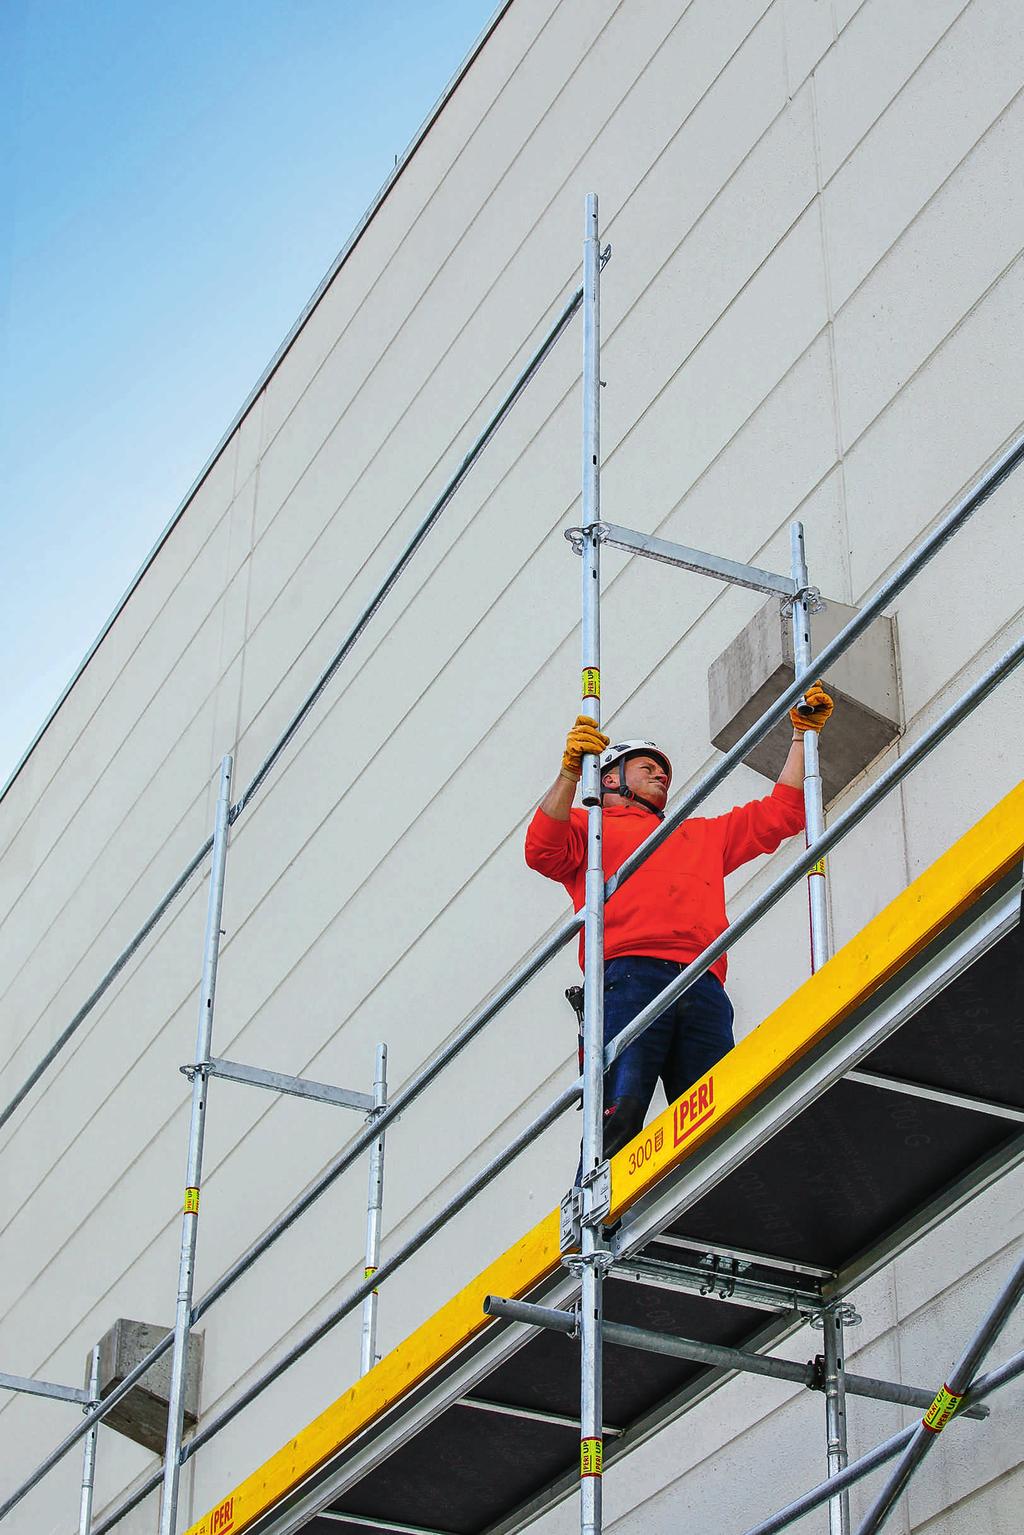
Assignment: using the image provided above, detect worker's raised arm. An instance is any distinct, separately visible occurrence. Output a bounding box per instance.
[777,680,834,790]
[525,716,607,881]
[717,683,834,874]
[536,771,579,821]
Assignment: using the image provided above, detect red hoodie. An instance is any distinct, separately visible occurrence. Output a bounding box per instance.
[524,784,805,984]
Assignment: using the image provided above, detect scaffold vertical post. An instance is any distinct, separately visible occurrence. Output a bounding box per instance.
[78,1344,100,1535]
[159,754,233,1535]
[360,1042,388,1375]
[789,522,830,973]
[792,526,845,1530]
[578,190,606,1535]
[823,1306,852,1535]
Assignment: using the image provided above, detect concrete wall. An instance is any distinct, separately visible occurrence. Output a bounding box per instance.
[1,0,1022,1529]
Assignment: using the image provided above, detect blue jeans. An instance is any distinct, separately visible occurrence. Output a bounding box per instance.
[582,957,734,1167]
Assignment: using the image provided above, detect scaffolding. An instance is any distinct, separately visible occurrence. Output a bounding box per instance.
[1,197,1023,1535]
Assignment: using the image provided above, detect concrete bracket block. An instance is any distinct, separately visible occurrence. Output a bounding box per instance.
[708,597,901,804]
[86,1319,203,1454]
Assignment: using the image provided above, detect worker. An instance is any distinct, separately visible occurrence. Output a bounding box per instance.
[524,684,834,1163]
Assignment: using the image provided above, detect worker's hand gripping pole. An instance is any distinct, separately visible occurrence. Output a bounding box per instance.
[578,191,606,1535]
[159,755,233,1535]
[789,522,831,974]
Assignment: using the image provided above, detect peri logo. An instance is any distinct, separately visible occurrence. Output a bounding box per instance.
[210,1495,235,1534]
[672,1075,715,1146]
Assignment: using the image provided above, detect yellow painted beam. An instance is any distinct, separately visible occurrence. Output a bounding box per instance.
[185,781,1023,1535]
[184,1210,563,1535]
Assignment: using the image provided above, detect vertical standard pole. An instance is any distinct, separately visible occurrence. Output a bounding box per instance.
[856,1255,1024,1535]
[360,1042,388,1375]
[789,523,831,973]
[578,191,605,1535]
[791,524,843,1529]
[822,1308,852,1535]
[78,1345,101,1535]
[159,755,233,1535]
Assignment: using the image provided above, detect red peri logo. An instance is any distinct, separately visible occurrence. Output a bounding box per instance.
[673,1075,715,1146]
[210,1496,235,1534]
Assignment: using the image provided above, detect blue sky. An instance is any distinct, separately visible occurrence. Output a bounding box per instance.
[0,0,500,790]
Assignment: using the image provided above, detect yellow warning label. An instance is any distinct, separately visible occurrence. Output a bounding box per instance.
[184,1187,200,1215]
[582,668,600,699]
[580,1438,603,1477]
[923,1383,963,1433]
[364,1266,379,1293]
[809,856,827,877]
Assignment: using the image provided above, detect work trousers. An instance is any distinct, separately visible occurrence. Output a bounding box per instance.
[578,956,735,1170]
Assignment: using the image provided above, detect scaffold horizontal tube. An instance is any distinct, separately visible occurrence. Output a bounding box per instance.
[0,1373,92,1407]
[481,1299,988,1416]
[483,1295,578,1334]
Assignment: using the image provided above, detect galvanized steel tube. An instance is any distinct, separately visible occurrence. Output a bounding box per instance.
[822,1305,851,1535]
[77,1346,100,1535]
[482,1296,988,1418]
[578,190,606,1535]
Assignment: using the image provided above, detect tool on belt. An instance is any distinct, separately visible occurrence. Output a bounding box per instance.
[566,985,585,1107]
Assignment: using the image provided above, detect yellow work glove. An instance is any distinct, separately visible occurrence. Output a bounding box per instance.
[790,680,834,734]
[560,715,610,781]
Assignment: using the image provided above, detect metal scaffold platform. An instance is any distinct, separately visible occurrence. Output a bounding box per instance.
[183,781,1024,1535]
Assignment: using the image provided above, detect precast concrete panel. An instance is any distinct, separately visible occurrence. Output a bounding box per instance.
[2,1,1024,1531]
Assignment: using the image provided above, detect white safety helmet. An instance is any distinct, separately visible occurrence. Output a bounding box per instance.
[598,740,673,780]
[598,740,672,818]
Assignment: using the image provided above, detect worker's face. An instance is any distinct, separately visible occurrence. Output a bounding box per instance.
[617,754,670,808]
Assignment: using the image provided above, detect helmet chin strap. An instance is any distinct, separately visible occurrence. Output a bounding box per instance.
[602,760,665,820]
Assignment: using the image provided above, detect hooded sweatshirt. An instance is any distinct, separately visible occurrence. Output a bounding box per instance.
[524,783,805,983]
